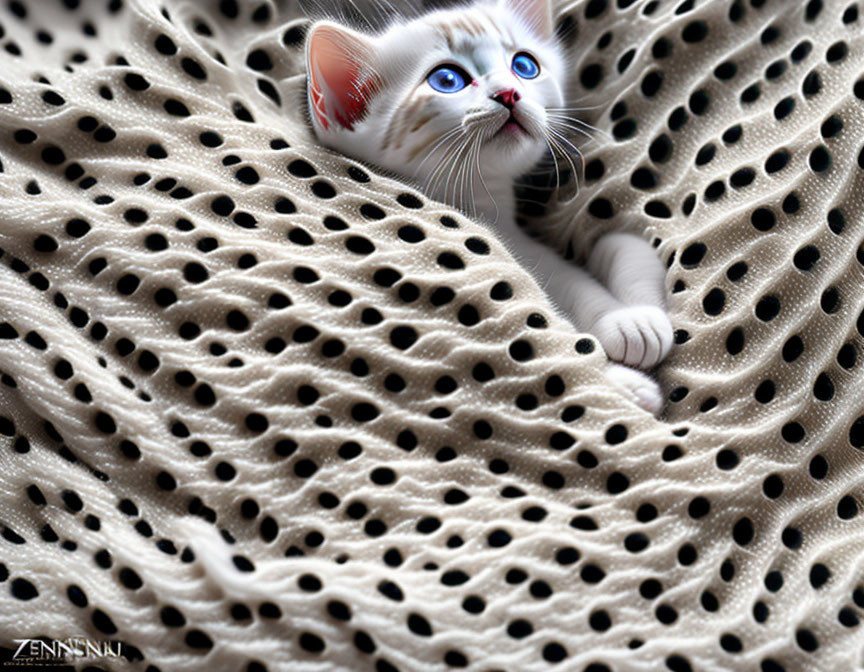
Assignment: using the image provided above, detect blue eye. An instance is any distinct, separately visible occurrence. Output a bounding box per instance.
[512,52,540,79]
[427,66,469,93]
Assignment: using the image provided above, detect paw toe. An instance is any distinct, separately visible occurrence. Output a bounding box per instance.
[606,364,663,415]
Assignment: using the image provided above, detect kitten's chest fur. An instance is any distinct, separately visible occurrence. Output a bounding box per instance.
[426,164,519,232]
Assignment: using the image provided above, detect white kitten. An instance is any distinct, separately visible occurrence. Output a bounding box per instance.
[305,0,673,413]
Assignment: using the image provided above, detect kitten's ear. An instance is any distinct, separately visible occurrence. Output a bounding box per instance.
[306,22,378,132]
[504,0,554,39]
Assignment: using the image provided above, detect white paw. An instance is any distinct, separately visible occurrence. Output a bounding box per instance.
[606,364,664,415]
[591,306,673,369]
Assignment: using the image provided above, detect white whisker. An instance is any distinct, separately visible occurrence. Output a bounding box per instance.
[542,136,562,190]
[545,132,582,190]
[414,127,463,177]
[474,138,497,225]
[546,116,609,141]
[440,134,472,207]
[425,134,463,202]
[546,103,608,112]
[546,125,584,157]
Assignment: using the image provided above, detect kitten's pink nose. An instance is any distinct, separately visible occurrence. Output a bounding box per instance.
[492,89,521,109]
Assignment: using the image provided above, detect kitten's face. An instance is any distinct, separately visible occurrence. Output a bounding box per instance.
[306,0,564,212]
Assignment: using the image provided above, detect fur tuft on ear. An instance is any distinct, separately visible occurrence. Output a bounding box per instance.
[306,22,379,133]
[503,0,554,39]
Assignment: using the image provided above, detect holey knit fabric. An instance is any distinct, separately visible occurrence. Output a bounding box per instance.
[0,0,863,670]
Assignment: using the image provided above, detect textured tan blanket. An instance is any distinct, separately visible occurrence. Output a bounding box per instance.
[0,0,862,670]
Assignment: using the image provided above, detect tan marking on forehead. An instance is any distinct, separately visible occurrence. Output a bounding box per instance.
[432,11,519,54]
[499,16,518,47]
[454,15,487,38]
[439,22,455,51]
[481,5,520,43]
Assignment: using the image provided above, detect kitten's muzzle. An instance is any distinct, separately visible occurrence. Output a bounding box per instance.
[488,90,532,137]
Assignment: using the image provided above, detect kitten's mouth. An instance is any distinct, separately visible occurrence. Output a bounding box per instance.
[495,113,528,137]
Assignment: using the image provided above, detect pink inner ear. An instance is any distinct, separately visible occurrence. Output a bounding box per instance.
[309,27,373,131]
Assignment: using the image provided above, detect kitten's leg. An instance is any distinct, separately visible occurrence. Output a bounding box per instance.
[585,232,674,369]
[588,232,667,306]
[507,234,664,413]
[505,230,623,329]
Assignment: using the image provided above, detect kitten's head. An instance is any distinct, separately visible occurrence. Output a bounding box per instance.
[305,0,565,211]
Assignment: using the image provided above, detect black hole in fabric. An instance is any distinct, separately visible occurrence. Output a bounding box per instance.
[730,168,755,188]
[703,179,724,201]
[283,24,307,46]
[246,49,273,71]
[490,281,513,301]
[641,71,663,97]
[618,49,635,73]
[794,245,820,271]
[681,20,708,43]
[346,236,375,255]
[589,198,614,219]
[714,62,737,80]
[584,159,605,182]
[437,252,464,269]
[821,287,840,314]
[826,41,848,63]
[689,90,709,115]
[821,115,843,138]
[741,84,762,105]
[580,64,603,89]
[631,168,657,189]
[765,60,786,80]
[838,495,858,519]
[181,58,207,80]
[124,73,150,91]
[725,327,744,355]
[809,146,831,172]
[613,118,637,140]
[765,150,790,173]
[792,40,813,64]
[782,193,800,214]
[398,226,425,243]
[722,125,742,145]
[164,99,190,117]
[311,181,336,198]
[702,288,725,315]
[361,204,386,220]
[649,135,672,163]
[645,201,672,218]
[390,326,418,350]
[750,208,776,232]
[465,237,489,255]
[584,0,606,18]
[837,342,856,370]
[774,97,795,121]
[802,71,821,96]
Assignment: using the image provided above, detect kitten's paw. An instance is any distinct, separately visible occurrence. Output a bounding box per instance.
[592,306,673,369]
[606,364,664,415]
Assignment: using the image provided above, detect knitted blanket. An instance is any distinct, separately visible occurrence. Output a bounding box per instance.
[0,0,862,670]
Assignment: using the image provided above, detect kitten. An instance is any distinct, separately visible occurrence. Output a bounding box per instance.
[305,0,673,413]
